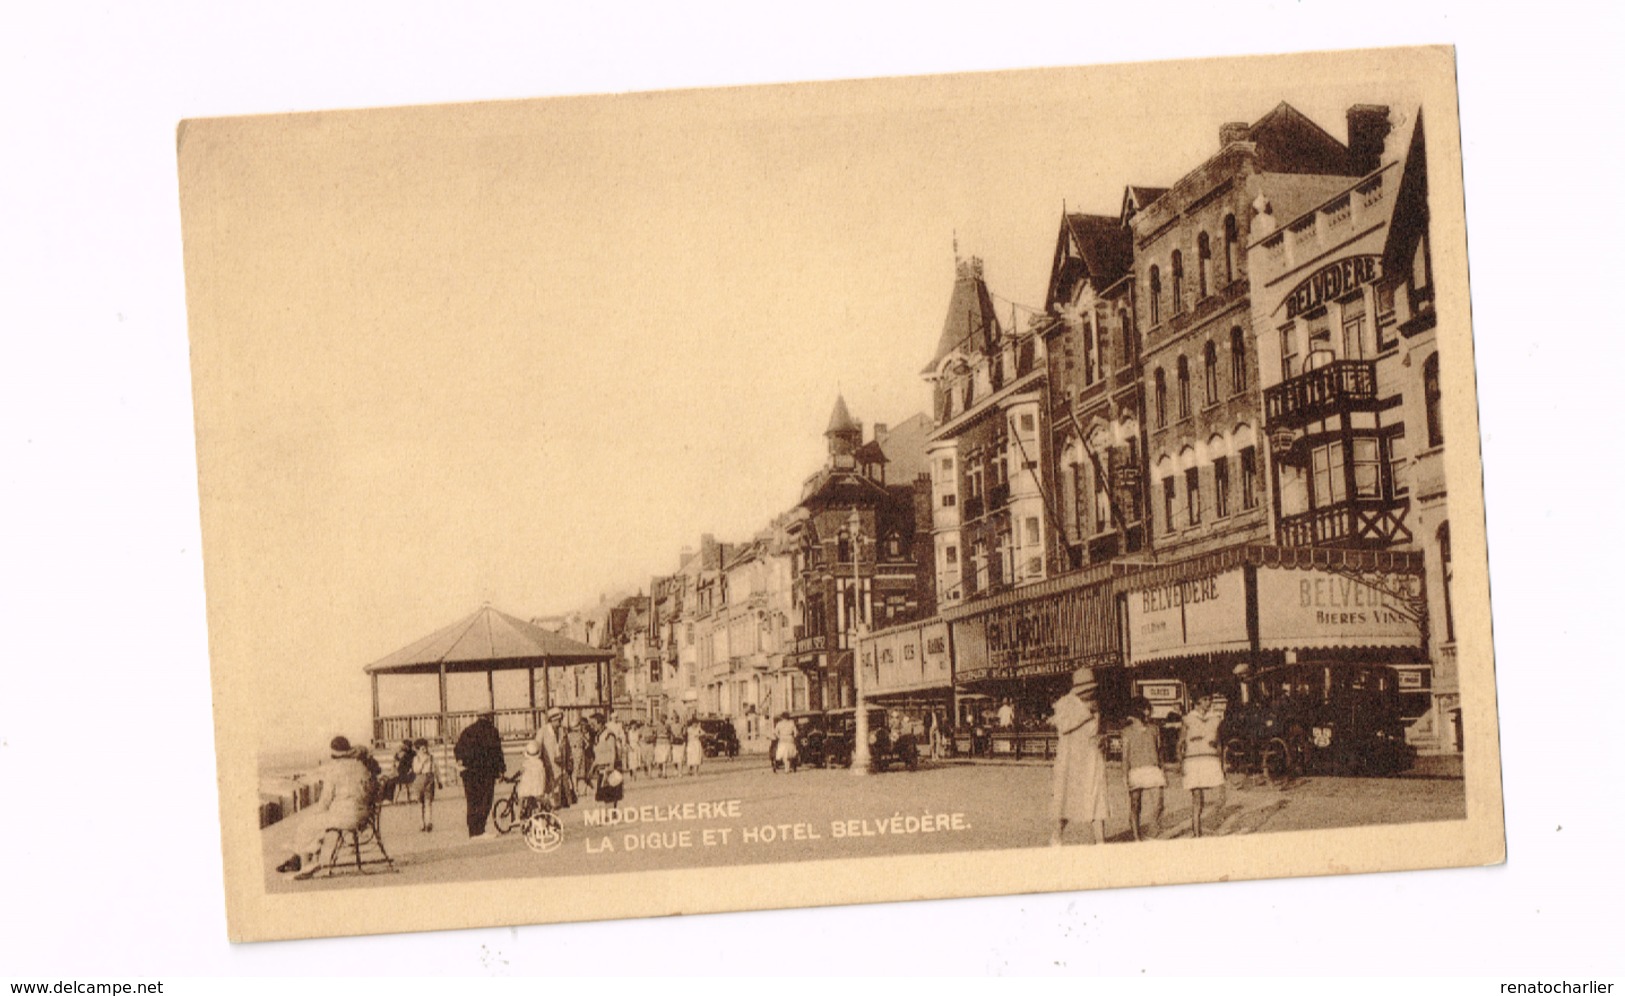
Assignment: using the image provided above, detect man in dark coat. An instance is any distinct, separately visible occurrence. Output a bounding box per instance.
[454,711,506,838]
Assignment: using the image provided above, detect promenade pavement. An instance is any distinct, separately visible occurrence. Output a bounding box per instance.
[260,754,1466,893]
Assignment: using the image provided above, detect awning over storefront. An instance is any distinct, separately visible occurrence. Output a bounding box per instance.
[859,617,952,695]
[1120,545,1427,666]
[949,566,1124,683]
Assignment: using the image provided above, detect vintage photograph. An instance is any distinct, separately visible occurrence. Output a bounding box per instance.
[180,45,1503,942]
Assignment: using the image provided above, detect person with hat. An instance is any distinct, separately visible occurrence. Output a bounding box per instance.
[276,735,373,878]
[1049,667,1110,846]
[454,711,506,839]
[512,740,550,821]
[530,707,566,808]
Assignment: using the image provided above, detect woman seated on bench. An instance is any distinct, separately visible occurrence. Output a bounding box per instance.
[276,736,373,878]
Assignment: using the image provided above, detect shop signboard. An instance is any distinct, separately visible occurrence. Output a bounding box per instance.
[953,583,1117,683]
[1255,566,1422,650]
[859,619,954,693]
[1126,568,1248,663]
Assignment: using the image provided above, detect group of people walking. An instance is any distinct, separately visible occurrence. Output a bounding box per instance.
[1049,668,1228,846]
[452,709,716,840]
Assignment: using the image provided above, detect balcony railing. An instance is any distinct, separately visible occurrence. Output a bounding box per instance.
[1278,497,1411,549]
[1264,359,1378,429]
[962,495,985,521]
[987,482,1010,511]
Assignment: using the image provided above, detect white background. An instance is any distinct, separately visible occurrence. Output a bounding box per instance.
[2,1,1620,978]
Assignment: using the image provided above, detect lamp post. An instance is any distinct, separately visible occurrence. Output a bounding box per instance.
[847,510,872,775]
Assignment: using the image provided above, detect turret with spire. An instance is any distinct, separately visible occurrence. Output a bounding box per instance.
[825,393,862,463]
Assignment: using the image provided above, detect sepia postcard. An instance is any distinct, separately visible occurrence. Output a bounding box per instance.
[180,44,1504,943]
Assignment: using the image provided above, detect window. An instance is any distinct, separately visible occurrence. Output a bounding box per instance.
[837,534,852,562]
[940,456,954,475]
[1197,232,1211,298]
[1213,456,1231,517]
[1424,353,1443,447]
[1162,477,1177,535]
[1154,368,1167,427]
[1093,464,1110,534]
[1411,232,1434,314]
[1124,438,1142,521]
[649,658,660,683]
[1280,325,1298,381]
[1230,327,1247,392]
[1376,283,1399,351]
[1438,523,1454,642]
[1176,356,1191,419]
[1071,462,1087,541]
[1203,341,1219,405]
[1307,311,1331,359]
[886,534,903,558]
[1120,309,1134,365]
[1341,295,1369,360]
[1171,251,1185,314]
[1311,442,1347,507]
[945,545,958,566]
[1019,413,1035,432]
[1240,446,1258,509]
[1083,320,1097,385]
[1387,427,1408,496]
[1149,266,1161,325]
[941,493,956,507]
[1025,517,1040,546]
[1352,437,1381,497]
[1185,467,1202,525]
[1096,323,1110,376]
[1223,214,1238,285]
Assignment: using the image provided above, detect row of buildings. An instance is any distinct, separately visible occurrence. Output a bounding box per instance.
[570,100,1458,755]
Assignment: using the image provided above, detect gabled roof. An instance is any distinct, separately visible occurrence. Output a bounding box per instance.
[922,257,1002,373]
[1120,186,1168,225]
[1244,102,1355,176]
[1382,108,1429,277]
[1048,212,1134,309]
[364,604,614,674]
[798,466,899,510]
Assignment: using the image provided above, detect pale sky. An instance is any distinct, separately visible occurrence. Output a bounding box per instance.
[180,52,1426,750]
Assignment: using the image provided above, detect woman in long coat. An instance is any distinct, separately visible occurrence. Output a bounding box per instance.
[1050,667,1110,846]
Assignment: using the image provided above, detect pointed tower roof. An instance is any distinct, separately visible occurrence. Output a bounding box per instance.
[922,256,1002,374]
[826,394,860,435]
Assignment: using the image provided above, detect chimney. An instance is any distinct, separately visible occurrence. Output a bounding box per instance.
[1346,105,1392,175]
[1219,122,1250,147]
[873,423,888,442]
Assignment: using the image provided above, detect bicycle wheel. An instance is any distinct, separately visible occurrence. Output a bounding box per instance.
[1261,737,1291,788]
[492,798,516,835]
[1221,739,1248,790]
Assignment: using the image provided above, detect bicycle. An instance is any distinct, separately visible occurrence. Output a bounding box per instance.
[491,777,565,852]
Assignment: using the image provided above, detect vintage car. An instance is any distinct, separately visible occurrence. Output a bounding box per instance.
[818,707,921,772]
[693,715,740,758]
[1219,662,1415,782]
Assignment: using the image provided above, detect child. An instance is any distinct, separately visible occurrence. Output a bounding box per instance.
[411,738,439,832]
[1121,697,1166,841]
[515,741,550,820]
[1179,690,1226,837]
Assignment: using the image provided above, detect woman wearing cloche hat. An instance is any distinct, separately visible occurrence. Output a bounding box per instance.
[1048,667,1110,846]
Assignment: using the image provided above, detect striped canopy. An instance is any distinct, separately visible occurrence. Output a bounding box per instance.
[363,604,614,675]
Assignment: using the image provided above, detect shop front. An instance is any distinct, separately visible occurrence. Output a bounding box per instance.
[1122,544,1428,730]
[857,617,954,750]
[944,564,1130,759]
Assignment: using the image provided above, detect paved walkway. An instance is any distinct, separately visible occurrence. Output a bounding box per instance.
[260,755,1465,893]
